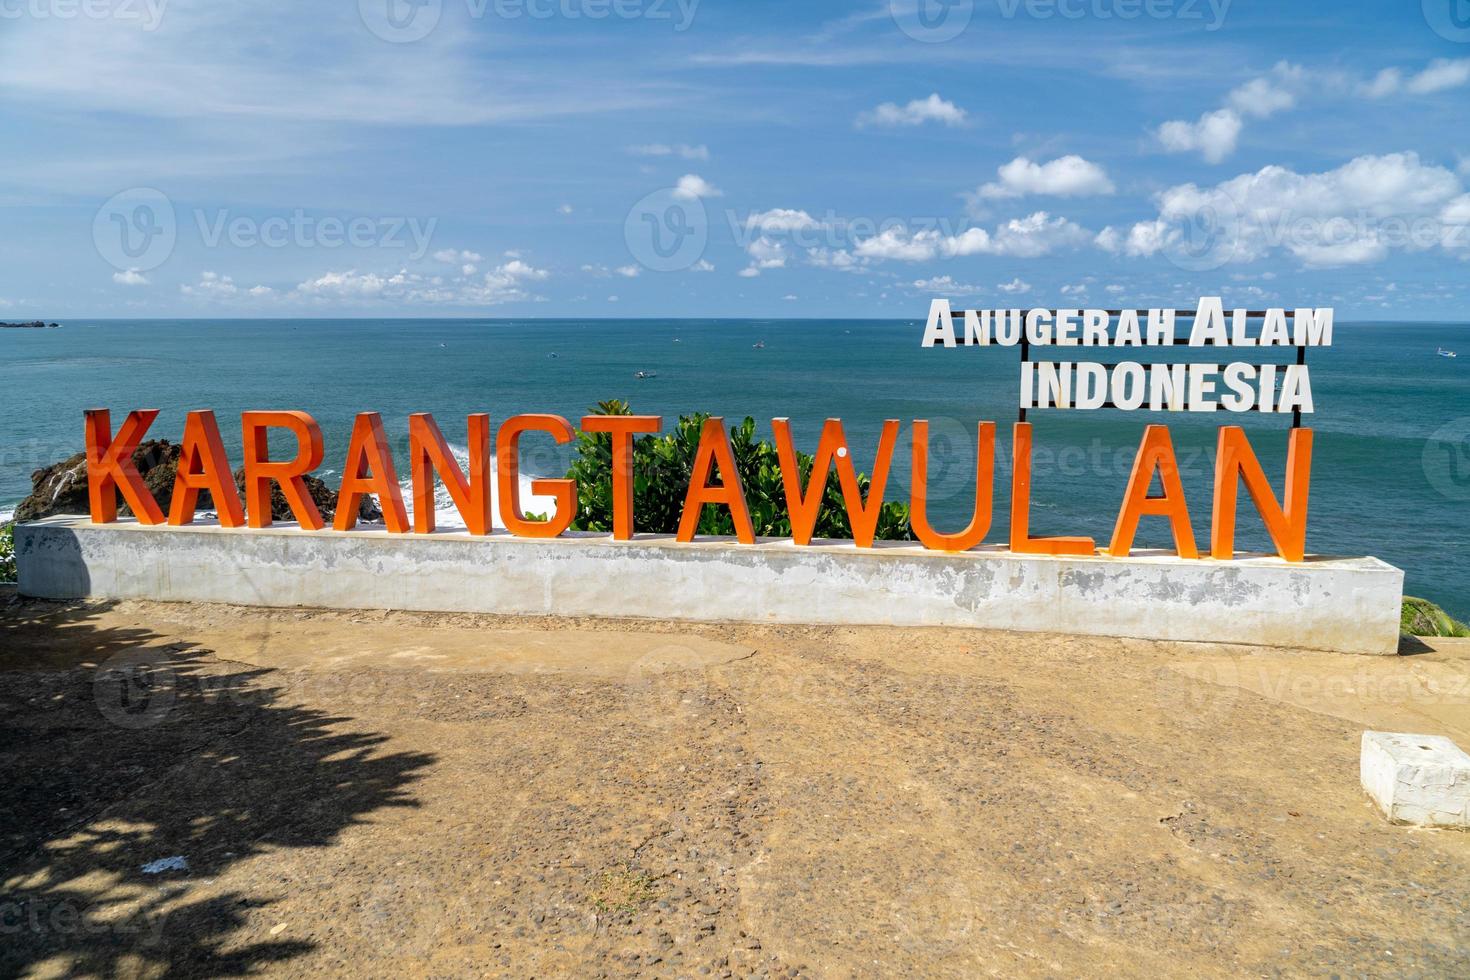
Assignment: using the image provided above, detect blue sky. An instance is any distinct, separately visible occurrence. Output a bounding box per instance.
[0,0,1467,319]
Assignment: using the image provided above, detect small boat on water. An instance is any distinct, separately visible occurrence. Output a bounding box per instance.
[635,370,657,379]
[1438,347,1457,358]
[752,340,766,349]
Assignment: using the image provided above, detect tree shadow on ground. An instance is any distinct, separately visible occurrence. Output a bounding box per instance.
[0,593,436,977]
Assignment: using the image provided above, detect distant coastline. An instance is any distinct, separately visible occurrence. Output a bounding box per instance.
[0,321,59,329]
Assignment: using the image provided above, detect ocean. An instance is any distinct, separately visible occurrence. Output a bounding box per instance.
[3,318,1467,618]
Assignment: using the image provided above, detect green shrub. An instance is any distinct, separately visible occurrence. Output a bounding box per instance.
[1400,596,1470,638]
[0,522,14,584]
[568,400,912,540]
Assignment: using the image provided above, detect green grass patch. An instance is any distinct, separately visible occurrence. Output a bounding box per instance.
[1401,596,1470,638]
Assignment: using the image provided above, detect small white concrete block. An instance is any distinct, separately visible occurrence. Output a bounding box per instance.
[1361,732,1470,829]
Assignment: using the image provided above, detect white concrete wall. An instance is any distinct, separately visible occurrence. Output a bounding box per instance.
[16,517,1404,654]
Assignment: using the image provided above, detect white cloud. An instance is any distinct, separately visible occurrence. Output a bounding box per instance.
[1363,59,1470,98]
[294,259,548,305]
[912,275,984,295]
[852,212,1089,262]
[1157,108,1243,164]
[0,3,665,133]
[807,247,863,272]
[975,155,1114,199]
[558,204,574,215]
[744,237,789,273]
[1157,62,1305,163]
[629,143,710,161]
[997,278,1031,295]
[433,248,482,264]
[987,212,1091,257]
[746,208,822,232]
[673,174,722,200]
[783,294,799,301]
[1105,284,1125,294]
[1060,283,1087,296]
[112,268,149,286]
[692,259,715,272]
[181,271,241,297]
[854,227,942,262]
[856,93,967,128]
[615,265,641,278]
[1225,65,1304,117]
[1112,152,1468,268]
[738,267,760,278]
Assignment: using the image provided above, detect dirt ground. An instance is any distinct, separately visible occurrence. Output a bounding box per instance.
[3,590,1470,979]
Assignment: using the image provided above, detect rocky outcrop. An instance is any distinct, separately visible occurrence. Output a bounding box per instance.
[15,443,382,524]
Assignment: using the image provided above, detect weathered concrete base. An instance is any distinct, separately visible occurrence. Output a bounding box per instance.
[15,517,1404,654]
[1361,732,1470,828]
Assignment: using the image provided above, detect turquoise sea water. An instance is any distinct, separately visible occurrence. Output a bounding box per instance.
[3,318,1468,618]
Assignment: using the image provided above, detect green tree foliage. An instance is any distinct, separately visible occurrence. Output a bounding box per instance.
[568,400,912,541]
[0,523,14,583]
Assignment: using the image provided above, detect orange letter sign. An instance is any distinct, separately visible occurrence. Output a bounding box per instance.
[678,417,755,544]
[336,412,409,532]
[84,408,165,525]
[1212,426,1313,562]
[580,414,662,540]
[911,420,994,552]
[1108,425,1198,559]
[771,418,899,548]
[1009,422,1095,556]
[241,410,325,530]
[497,414,576,537]
[169,410,243,527]
[409,413,492,535]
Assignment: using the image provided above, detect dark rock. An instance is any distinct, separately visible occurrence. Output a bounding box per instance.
[15,444,383,524]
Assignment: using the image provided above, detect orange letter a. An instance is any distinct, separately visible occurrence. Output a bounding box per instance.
[336,412,409,532]
[1108,425,1198,559]
[169,410,244,527]
[678,418,755,544]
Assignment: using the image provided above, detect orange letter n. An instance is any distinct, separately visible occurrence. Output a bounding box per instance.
[84,408,164,524]
[241,411,325,530]
[409,413,492,535]
[1212,426,1312,562]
